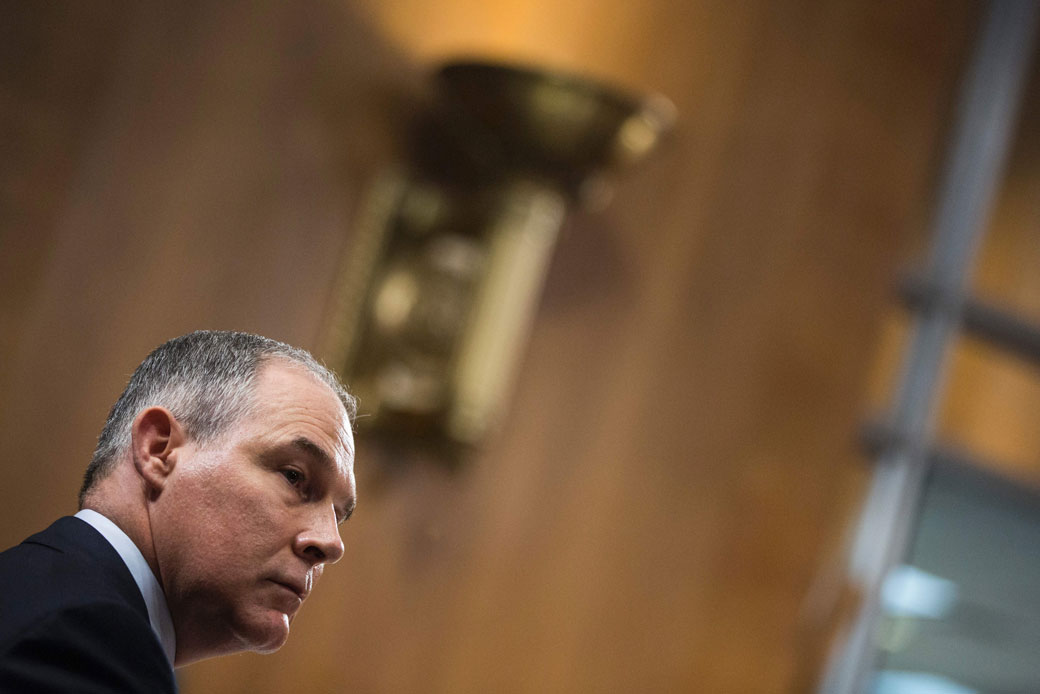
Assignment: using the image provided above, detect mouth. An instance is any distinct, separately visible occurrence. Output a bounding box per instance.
[270,579,308,602]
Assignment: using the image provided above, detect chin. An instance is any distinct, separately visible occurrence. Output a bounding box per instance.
[237,610,291,654]
[252,637,288,654]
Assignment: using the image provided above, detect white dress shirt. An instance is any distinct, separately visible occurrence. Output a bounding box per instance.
[74,509,177,666]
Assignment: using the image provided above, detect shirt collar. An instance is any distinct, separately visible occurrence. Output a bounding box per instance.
[74,509,177,666]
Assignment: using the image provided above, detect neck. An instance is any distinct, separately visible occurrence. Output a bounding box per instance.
[81,461,162,584]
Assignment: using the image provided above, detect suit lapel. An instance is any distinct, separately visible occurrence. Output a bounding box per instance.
[21,516,151,623]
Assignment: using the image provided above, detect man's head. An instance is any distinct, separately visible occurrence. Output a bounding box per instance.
[80,331,358,665]
[81,331,355,504]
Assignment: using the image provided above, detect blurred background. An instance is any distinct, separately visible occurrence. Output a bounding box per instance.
[4,1,1040,692]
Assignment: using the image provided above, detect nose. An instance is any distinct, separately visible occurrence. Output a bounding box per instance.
[293,507,345,566]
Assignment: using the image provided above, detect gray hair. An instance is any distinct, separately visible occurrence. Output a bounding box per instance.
[79,330,356,506]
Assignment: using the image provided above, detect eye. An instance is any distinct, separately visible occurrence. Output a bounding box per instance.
[281,468,305,487]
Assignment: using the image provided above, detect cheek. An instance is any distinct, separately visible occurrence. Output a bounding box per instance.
[157,468,283,579]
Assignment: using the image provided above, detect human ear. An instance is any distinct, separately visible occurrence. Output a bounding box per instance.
[130,407,186,495]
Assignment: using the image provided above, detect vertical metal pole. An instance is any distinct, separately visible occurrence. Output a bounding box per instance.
[819,1,1038,691]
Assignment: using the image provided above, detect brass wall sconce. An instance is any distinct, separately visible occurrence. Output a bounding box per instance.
[325,60,674,461]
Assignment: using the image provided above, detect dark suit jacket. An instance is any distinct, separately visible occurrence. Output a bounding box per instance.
[0,516,178,693]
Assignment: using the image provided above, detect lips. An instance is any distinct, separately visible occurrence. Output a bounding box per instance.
[271,577,308,601]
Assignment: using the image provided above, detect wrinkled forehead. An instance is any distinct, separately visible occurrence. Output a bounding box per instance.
[251,360,356,461]
[337,422,357,475]
[316,388,356,469]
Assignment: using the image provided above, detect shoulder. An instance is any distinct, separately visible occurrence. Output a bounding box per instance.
[0,600,177,693]
[0,519,143,632]
[0,519,175,693]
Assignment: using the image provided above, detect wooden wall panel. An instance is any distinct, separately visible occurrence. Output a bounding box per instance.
[0,0,412,543]
[0,1,978,693]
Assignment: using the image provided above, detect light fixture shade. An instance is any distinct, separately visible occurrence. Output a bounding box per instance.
[325,59,674,461]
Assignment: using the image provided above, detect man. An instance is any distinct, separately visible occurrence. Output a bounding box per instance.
[0,331,358,692]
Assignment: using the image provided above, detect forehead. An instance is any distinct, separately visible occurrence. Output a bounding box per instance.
[244,361,355,470]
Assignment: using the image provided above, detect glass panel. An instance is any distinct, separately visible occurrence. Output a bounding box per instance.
[870,462,1040,693]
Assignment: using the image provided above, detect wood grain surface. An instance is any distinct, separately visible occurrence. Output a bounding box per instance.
[0,1,989,692]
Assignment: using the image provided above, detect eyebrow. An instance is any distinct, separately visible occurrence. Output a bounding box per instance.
[287,437,356,524]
